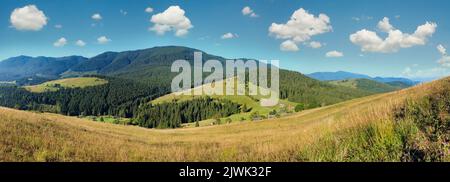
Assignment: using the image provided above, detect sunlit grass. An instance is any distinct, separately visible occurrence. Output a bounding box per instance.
[23,77,108,93]
[0,78,447,161]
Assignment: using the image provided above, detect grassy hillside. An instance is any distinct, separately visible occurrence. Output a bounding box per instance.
[64,46,373,107]
[151,78,298,127]
[23,77,108,93]
[328,78,401,93]
[1,46,374,111]
[1,77,448,161]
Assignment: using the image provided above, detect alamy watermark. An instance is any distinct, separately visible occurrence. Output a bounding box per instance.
[171,52,279,106]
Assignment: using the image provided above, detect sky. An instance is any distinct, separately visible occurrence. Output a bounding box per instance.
[1,0,450,80]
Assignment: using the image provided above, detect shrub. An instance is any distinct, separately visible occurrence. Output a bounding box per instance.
[295,103,305,112]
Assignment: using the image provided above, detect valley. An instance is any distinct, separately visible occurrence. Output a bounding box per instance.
[0,76,448,161]
[1,46,445,162]
[0,46,385,129]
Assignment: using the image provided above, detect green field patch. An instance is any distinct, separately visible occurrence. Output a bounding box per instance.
[24,77,108,93]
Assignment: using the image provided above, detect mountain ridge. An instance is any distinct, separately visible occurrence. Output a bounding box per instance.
[307,71,419,86]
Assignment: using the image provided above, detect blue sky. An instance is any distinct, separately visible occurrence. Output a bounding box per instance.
[1,0,449,79]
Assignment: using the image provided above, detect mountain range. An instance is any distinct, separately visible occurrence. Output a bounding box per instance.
[0,46,410,109]
[0,55,87,81]
[307,71,420,86]
[0,47,418,89]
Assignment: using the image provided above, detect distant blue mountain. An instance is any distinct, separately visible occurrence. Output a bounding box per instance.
[307,71,420,86]
[372,77,420,86]
[307,71,372,81]
[0,55,87,81]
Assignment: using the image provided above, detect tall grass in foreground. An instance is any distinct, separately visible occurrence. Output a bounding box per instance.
[298,81,450,162]
[0,78,449,162]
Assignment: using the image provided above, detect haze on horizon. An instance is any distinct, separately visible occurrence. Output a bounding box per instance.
[0,0,449,80]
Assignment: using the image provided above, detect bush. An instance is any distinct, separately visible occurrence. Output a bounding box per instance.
[269,110,277,115]
[295,103,305,112]
[214,118,221,125]
[250,111,261,121]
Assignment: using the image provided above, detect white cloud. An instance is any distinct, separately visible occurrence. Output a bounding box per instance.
[437,44,450,67]
[145,7,154,13]
[75,40,86,47]
[437,44,446,55]
[242,6,252,15]
[10,5,48,31]
[350,17,437,53]
[92,13,102,21]
[149,6,193,37]
[280,40,299,52]
[269,8,332,52]
[54,24,62,29]
[438,57,450,67]
[402,66,448,79]
[377,17,394,32]
[53,37,67,47]
[221,32,238,39]
[326,50,344,57]
[242,6,258,17]
[308,41,322,48]
[97,36,111,44]
[120,9,127,15]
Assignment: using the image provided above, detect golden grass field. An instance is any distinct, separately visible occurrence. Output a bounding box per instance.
[0,77,447,162]
[23,77,107,93]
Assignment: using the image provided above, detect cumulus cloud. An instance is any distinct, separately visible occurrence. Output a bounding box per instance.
[350,17,437,53]
[53,37,67,47]
[377,17,394,32]
[308,41,322,48]
[242,6,258,17]
[437,44,450,67]
[326,51,344,57]
[149,6,193,37]
[92,13,102,21]
[145,7,154,13]
[269,8,332,52]
[97,36,111,44]
[280,40,299,52]
[10,5,48,31]
[54,24,62,29]
[402,66,448,79]
[75,40,86,47]
[221,33,238,39]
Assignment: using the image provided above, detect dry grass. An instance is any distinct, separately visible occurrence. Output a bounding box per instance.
[24,77,107,93]
[0,78,447,161]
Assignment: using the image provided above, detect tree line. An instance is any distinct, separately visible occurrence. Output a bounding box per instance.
[0,76,241,129]
[134,97,241,128]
